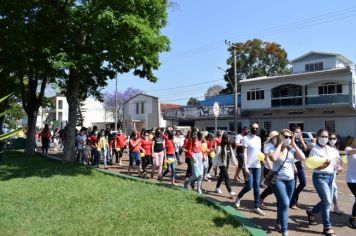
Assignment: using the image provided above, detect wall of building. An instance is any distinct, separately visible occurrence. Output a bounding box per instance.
[292,55,336,74]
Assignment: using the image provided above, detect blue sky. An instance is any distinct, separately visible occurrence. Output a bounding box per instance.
[104,0,356,105]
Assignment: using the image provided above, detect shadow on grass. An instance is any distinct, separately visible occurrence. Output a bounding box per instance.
[0,151,94,181]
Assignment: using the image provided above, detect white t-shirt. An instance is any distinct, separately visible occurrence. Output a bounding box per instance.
[346,147,356,183]
[263,143,276,170]
[309,145,337,174]
[272,148,295,180]
[235,134,244,153]
[243,134,261,168]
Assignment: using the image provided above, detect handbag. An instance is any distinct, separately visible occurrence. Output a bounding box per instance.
[264,149,289,187]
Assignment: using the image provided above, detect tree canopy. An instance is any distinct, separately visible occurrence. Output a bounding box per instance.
[205,85,223,99]
[221,38,289,94]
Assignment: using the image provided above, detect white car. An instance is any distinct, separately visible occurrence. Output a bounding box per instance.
[301,131,316,145]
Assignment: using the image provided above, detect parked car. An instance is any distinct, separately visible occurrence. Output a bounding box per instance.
[301,131,316,145]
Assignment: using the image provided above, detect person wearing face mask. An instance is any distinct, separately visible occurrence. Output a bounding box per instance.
[234,122,265,216]
[306,129,337,236]
[327,133,343,215]
[88,126,100,167]
[260,130,279,208]
[151,128,165,180]
[233,127,249,182]
[290,126,308,210]
[270,129,305,236]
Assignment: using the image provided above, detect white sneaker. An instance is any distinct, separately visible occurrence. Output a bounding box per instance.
[206,173,212,178]
[234,197,241,208]
[229,191,237,198]
[215,188,222,194]
[253,207,265,216]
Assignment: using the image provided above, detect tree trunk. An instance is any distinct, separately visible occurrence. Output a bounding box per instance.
[63,69,80,163]
[25,111,38,155]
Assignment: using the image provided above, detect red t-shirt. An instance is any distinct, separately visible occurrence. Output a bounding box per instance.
[192,139,202,153]
[166,140,175,155]
[207,140,215,150]
[184,138,192,158]
[141,138,152,156]
[215,137,222,146]
[89,134,98,148]
[129,138,141,153]
[115,135,126,148]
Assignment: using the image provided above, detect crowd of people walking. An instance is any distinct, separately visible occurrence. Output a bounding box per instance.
[38,123,356,236]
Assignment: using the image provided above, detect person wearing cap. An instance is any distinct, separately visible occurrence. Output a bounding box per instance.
[260,130,279,208]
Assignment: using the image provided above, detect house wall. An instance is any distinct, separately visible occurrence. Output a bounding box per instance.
[292,55,336,74]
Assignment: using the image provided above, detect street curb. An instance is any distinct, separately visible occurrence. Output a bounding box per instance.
[37,152,267,236]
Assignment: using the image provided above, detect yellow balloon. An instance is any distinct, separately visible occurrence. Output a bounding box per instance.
[342,155,348,164]
[166,158,174,164]
[210,151,216,159]
[201,143,207,152]
[140,152,145,158]
[306,156,327,169]
[256,152,265,161]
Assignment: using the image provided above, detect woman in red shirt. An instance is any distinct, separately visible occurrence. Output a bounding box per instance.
[162,132,177,185]
[113,130,127,165]
[140,131,153,178]
[184,129,203,194]
[128,131,142,175]
[206,133,216,177]
[183,130,192,179]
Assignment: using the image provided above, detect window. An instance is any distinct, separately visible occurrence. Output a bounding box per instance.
[318,83,343,95]
[141,102,144,114]
[305,62,323,72]
[58,100,63,110]
[325,120,335,133]
[264,121,271,134]
[58,112,63,121]
[136,103,140,114]
[247,88,264,101]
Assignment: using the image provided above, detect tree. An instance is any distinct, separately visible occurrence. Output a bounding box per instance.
[221,39,289,94]
[76,100,86,127]
[44,1,170,162]
[187,97,200,107]
[0,2,63,154]
[205,85,223,99]
[103,87,142,129]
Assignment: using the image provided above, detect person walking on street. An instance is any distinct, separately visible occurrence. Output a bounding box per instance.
[234,122,265,216]
[40,124,51,155]
[128,131,142,176]
[76,128,87,164]
[140,131,153,178]
[151,129,165,180]
[113,130,126,165]
[213,133,238,198]
[345,138,356,229]
[233,127,249,182]
[162,131,177,185]
[306,129,338,236]
[270,129,305,236]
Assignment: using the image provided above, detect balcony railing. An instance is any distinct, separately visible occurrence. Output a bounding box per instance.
[271,97,303,107]
[306,94,349,105]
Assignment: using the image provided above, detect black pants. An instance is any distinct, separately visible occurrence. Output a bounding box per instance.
[91,148,100,166]
[208,156,213,173]
[260,168,273,200]
[348,182,356,217]
[42,138,49,154]
[216,166,232,193]
[141,155,152,172]
[185,157,192,178]
[113,149,123,163]
[290,161,306,206]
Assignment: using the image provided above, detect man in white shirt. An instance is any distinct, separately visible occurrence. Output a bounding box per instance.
[234,122,265,216]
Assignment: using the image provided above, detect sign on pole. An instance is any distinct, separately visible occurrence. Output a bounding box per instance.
[213,102,220,118]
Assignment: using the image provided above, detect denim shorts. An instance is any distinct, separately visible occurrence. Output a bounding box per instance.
[129,152,140,166]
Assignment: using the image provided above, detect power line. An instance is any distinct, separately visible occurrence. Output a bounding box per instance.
[143,79,224,92]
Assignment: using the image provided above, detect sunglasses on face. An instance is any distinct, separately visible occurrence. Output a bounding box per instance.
[284,135,292,139]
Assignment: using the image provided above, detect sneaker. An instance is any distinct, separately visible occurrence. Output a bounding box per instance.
[229,191,237,198]
[215,188,222,194]
[206,173,212,178]
[282,231,288,236]
[291,205,300,210]
[198,189,203,194]
[234,197,241,208]
[349,217,356,229]
[275,223,281,232]
[253,207,265,216]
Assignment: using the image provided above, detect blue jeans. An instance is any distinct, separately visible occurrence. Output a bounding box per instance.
[163,163,176,179]
[237,168,261,208]
[129,152,140,166]
[101,148,108,166]
[273,178,295,233]
[311,172,334,229]
[290,161,306,206]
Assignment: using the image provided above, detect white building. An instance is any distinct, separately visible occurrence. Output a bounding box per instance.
[240,51,356,137]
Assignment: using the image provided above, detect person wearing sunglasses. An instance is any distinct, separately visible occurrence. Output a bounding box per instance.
[306,129,338,236]
[270,129,305,236]
[234,122,265,216]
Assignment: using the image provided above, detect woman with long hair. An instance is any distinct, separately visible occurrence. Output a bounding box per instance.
[213,133,238,198]
[128,131,141,175]
[270,129,305,236]
[306,129,338,236]
[183,130,192,179]
[97,129,109,169]
[151,128,165,180]
[162,131,177,185]
[206,133,215,178]
[140,130,153,178]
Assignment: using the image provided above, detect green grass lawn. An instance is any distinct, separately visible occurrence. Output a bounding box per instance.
[0,152,249,236]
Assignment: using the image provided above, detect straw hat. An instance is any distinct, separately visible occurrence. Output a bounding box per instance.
[265,131,279,144]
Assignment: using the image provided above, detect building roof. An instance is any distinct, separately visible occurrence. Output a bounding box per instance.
[290,51,353,65]
[160,103,182,110]
[199,94,241,106]
[123,93,158,104]
[239,67,350,84]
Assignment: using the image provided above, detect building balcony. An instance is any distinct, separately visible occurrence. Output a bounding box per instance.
[306,94,349,105]
[271,97,303,107]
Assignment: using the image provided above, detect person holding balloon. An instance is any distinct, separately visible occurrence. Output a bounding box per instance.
[213,133,238,198]
[306,129,338,236]
[269,129,305,236]
[162,131,177,185]
[345,138,356,229]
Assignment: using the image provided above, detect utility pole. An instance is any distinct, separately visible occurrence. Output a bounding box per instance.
[114,75,118,131]
[225,40,239,133]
